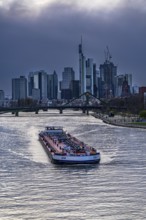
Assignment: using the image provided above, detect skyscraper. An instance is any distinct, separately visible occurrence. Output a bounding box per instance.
[0,90,4,106]
[61,67,75,99]
[99,48,117,99]
[28,70,48,100]
[47,71,58,99]
[86,58,94,94]
[28,72,34,97]
[79,39,86,95]
[12,76,27,100]
[115,74,132,97]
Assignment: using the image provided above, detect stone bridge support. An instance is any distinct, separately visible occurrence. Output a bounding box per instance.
[59,108,63,114]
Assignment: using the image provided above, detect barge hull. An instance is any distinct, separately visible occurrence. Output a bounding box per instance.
[40,139,100,165]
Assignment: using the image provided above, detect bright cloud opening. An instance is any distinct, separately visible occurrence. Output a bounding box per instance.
[0,0,123,11]
[0,0,146,15]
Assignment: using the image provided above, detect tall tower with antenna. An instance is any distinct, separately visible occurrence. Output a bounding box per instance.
[79,37,86,95]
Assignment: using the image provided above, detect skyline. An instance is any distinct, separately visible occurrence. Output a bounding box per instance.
[0,0,146,95]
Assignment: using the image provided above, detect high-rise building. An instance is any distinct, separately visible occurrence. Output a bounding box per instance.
[132,85,139,94]
[29,70,48,100]
[121,76,131,97]
[125,74,132,93]
[115,74,132,97]
[70,80,80,98]
[34,70,48,100]
[93,64,99,97]
[0,90,5,106]
[61,67,75,99]
[12,76,27,100]
[61,67,75,89]
[86,58,94,94]
[139,87,146,96]
[99,55,117,99]
[47,71,58,100]
[115,75,125,97]
[79,40,86,95]
[28,72,34,97]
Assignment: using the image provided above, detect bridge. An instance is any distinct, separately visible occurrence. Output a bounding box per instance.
[0,92,126,116]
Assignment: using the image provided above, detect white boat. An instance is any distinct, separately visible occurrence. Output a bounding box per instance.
[39,126,100,164]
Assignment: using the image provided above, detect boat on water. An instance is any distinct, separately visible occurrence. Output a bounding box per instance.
[39,126,100,164]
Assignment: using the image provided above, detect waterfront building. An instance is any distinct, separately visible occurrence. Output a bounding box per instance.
[47,71,58,100]
[0,90,5,106]
[12,76,27,100]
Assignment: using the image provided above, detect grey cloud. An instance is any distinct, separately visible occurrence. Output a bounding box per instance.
[0,1,146,95]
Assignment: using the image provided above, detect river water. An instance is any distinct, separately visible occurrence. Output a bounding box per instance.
[0,111,146,220]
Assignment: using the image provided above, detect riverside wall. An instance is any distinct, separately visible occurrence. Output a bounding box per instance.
[92,113,146,129]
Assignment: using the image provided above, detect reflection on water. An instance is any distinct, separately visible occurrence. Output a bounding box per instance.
[0,111,146,220]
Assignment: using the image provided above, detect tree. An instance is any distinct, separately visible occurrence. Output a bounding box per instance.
[139,110,146,119]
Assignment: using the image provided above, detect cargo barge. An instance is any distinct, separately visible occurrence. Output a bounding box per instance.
[39,126,100,164]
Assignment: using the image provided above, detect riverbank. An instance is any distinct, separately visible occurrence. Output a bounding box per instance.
[92,113,146,129]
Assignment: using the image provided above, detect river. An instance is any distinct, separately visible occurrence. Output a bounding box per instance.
[0,110,146,220]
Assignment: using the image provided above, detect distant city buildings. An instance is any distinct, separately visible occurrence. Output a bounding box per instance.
[4,41,144,104]
[28,70,58,101]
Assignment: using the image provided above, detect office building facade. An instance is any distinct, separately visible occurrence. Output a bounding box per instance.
[12,76,27,100]
[47,71,58,100]
[61,67,75,99]
[99,61,117,99]
[79,41,86,95]
[0,90,5,106]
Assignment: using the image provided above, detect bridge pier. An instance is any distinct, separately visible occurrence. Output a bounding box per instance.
[60,109,63,114]
[15,111,19,116]
[82,109,86,114]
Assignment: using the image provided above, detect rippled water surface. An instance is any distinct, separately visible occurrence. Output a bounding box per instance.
[0,111,146,220]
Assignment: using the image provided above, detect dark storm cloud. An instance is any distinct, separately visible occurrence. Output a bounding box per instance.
[0,1,146,95]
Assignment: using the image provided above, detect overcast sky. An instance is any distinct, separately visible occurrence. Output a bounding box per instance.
[0,0,146,95]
